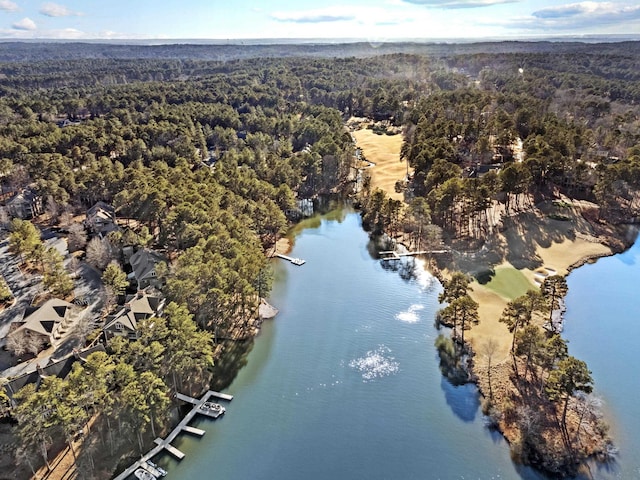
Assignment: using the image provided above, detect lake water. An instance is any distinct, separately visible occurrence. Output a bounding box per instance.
[158,210,637,480]
[562,236,640,480]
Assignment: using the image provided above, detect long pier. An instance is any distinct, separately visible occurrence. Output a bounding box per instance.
[379,250,448,261]
[113,390,233,480]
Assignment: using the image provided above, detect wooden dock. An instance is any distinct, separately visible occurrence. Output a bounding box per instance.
[182,425,206,436]
[157,440,185,460]
[379,250,448,261]
[113,390,233,480]
[275,253,306,266]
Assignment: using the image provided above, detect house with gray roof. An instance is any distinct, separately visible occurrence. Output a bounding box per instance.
[6,298,78,352]
[128,248,166,290]
[4,186,43,220]
[85,201,117,234]
[3,345,105,404]
[102,290,165,342]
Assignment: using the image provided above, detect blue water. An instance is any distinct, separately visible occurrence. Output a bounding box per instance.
[149,211,640,479]
[563,236,640,480]
[155,210,555,480]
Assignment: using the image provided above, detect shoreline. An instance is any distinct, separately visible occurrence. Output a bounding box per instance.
[350,115,626,475]
[462,221,633,476]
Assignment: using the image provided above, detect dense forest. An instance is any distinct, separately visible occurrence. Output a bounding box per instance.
[0,41,639,479]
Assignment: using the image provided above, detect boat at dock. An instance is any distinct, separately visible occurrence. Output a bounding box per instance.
[146,461,168,477]
[112,390,233,480]
[134,468,157,480]
[201,402,226,416]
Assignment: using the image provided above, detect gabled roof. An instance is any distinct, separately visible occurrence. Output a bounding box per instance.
[6,186,39,204]
[4,345,106,399]
[10,298,73,338]
[130,249,165,282]
[103,291,165,333]
[86,201,116,227]
[87,201,115,218]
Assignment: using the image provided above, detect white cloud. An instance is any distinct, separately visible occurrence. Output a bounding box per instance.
[532,1,639,20]
[501,1,640,31]
[402,0,517,8]
[12,17,37,31]
[0,25,169,40]
[271,7,357,23]
[0,0,18,12]
[45,27,85,38]
[40,2,83,17]
[271,5,418,27]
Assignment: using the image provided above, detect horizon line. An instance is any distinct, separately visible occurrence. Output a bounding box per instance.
[0,33,638,46]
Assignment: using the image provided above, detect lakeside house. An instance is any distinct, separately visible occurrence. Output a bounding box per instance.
[85,201,118,234]
[128,248,166,290]
[103,290,165,342]
[6,299,80,354]
[3,345,106,404]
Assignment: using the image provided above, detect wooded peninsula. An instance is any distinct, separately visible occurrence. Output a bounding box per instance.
[0,40,639,479]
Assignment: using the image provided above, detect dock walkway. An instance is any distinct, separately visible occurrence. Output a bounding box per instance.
[275,253,306,266]
[379,249,448,261]
[113,390,233,480]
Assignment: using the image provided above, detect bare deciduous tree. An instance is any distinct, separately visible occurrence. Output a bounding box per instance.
[102,287,117,316]
[481,338,499,400]
[0,206,9,230]
[67,222,88,252]
[26,335,44,356]
[58,208,74,229]
[6,331,29,357]
[72,314,98,345]
[68,255,80,278]
[86,237,112,270]
[45,196,61,225]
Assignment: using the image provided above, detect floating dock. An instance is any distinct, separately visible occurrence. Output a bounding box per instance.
[113,390,233,480]
[275,253,306,265]
[182,425,206,436]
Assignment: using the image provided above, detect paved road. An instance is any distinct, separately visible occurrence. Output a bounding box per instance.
[0,237,42,342]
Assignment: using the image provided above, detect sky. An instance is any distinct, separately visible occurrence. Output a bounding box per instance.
[0,0,638,41]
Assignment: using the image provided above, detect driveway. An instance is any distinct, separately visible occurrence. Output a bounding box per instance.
[0,234,106,375]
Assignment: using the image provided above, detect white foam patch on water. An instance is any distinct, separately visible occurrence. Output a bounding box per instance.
[349,345,399,381]
[395,304,424,324]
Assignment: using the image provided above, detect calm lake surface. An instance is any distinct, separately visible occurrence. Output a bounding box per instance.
[159,210,637,480]
[562,236,640,480]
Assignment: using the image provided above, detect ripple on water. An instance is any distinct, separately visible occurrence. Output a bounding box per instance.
[395,304,425,324]
[349,345,399,381]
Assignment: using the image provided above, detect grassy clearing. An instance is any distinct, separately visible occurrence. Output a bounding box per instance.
[482,265,535,301]
[352,128,407,201]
